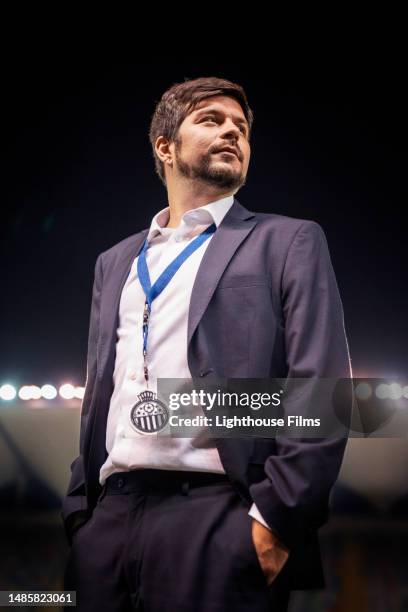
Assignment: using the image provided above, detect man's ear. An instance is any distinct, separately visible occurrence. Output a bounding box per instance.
[155,136,173,167]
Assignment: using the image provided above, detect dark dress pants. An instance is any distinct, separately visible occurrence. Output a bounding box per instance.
[64,470,291,612]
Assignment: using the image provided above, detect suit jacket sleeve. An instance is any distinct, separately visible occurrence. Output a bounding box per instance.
[249,221,352,549]
[61,253,104,536]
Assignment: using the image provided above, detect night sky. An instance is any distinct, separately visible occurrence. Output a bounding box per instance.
[2,55,407,388]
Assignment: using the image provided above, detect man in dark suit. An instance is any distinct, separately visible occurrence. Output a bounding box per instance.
[63,77,352,611]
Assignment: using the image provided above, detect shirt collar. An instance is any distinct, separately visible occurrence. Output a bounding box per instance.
[147,195,234,242]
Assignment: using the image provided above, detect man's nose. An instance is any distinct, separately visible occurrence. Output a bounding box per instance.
[220,119,240,140]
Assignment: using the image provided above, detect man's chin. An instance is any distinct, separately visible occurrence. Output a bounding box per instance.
[202,166,244,189]
[203,175,242,190]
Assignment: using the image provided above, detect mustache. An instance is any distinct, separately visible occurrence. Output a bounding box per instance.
[210,146,242,161]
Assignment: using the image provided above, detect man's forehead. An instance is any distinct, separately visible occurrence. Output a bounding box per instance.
[191,96,246,119]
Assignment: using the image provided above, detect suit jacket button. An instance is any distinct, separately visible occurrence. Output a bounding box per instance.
[117,478,124,488]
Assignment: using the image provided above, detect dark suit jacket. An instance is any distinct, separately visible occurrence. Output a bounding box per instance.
[62,198,352,589]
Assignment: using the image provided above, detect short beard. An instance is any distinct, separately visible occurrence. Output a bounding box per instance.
[174,138,246,191]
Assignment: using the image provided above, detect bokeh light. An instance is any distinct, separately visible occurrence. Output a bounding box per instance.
[0,384,17,401]
[355,382,372,400]
[41,384,58,400]
[59,383,75,400]
[375,383,389,399]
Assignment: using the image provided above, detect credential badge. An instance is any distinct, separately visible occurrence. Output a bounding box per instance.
[130,390,169,434]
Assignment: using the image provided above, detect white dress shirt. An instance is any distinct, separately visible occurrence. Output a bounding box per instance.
[99,194,270,530]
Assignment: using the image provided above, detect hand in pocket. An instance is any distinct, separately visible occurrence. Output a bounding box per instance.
[251,519,290,586]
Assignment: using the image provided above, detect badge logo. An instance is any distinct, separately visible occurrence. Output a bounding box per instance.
[130,390,169,434]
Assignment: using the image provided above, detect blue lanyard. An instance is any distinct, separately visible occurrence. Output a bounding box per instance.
[137,223,216,385]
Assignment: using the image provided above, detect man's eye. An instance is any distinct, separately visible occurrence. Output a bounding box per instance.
[202,116,216,122]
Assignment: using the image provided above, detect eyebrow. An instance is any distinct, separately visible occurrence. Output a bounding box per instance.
[194,106,249,129]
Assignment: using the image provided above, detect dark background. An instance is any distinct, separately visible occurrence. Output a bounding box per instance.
[2,55,407,387]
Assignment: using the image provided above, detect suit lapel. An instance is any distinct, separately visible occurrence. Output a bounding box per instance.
[187,198,257,345]
[98,230,148,379]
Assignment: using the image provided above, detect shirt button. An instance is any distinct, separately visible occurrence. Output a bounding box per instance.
[129,372,137,380]
[117,478,124,488]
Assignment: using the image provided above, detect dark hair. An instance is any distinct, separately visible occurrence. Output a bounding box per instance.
[149,76,254,185]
